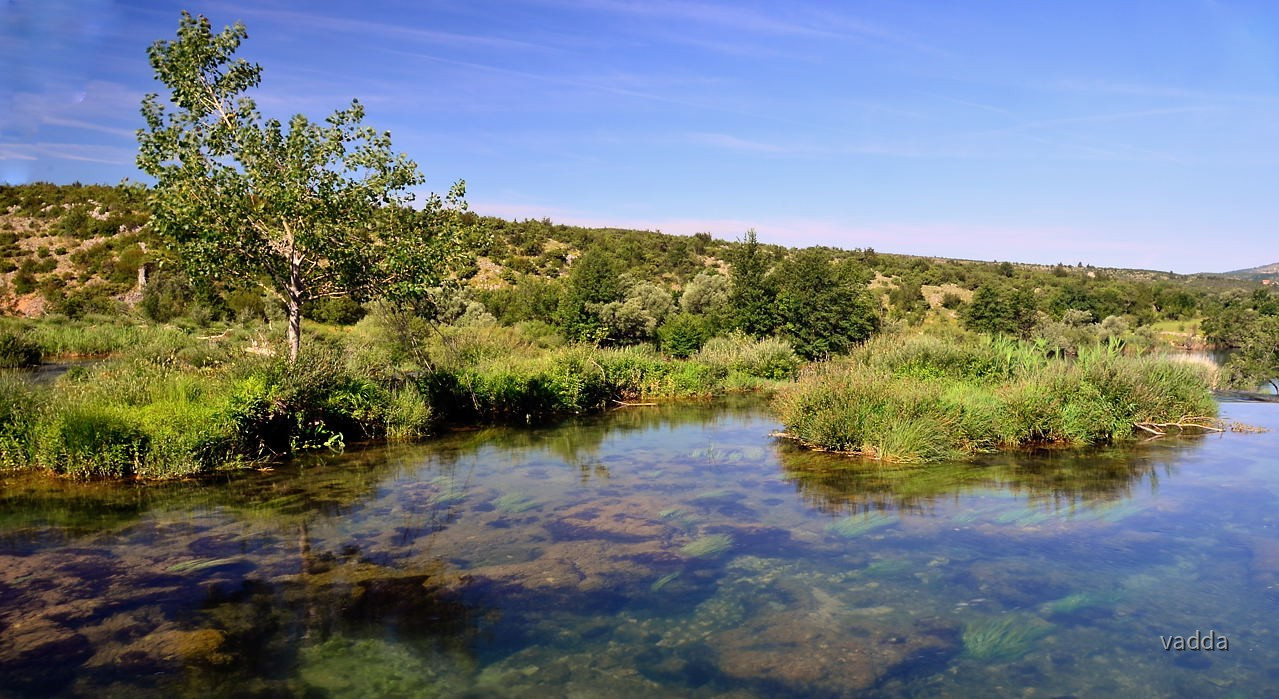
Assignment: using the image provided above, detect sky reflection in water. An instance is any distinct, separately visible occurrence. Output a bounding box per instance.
[1,396,1277,697]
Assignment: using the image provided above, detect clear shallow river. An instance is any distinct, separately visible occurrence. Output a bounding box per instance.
[2,395,1278,698]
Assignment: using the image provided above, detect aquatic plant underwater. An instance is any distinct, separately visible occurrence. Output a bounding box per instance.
[962,614,1054,661]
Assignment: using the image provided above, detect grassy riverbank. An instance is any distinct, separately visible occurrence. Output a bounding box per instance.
[0,320,798,479]
[773,333,1219,463]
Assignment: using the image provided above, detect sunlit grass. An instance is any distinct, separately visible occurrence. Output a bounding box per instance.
[774,332,1217,462]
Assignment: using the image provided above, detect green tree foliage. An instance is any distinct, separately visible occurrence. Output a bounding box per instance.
[594,280,675,344]
[887,275,926,319]
[139,267,194,322]
[729,229,776,336]
[556,248,622,342]
[480,276,562,325]
[657,312,710,358]
[1202,288,1278,347]
[1222,315,1279,392]
[772,249,880,359]
[962,283,1038,337]
[680,270,731,332]
[302,297,367,325]
[136,13,470,360]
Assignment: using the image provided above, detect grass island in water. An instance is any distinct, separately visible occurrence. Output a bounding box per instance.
[773,332,1222,463]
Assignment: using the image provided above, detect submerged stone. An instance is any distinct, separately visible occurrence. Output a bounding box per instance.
[546,498,675,542]
[710,610,956,694]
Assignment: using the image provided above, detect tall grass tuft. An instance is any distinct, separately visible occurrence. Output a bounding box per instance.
[774,332,1217,463]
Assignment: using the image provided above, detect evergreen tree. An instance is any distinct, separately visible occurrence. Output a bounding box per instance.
[773,249,880,359]
[555,248,621,342]
[729,229,776,336]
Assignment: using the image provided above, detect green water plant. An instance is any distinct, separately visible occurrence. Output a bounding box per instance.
[491,492,540,513]
[962,614,1053,661]
[1040,591,1119,617]
[825,512,897,538]
[651,571,681,592]
[680,534,733,558]
[166,557,242,574]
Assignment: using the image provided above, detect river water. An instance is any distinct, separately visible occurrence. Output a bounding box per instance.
[2,395,1277,697]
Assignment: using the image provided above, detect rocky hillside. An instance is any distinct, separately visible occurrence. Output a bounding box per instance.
[0,182,1265,326]
[1225,262,1279,281]
[0,183,154,316]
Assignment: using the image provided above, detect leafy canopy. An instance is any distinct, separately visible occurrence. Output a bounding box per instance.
[137,12,471,358]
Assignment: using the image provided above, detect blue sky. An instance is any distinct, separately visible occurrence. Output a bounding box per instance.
[2,0,1278,273]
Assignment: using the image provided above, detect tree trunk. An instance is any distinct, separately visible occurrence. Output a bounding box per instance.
[287,297,301,362]
[287,236,302,362]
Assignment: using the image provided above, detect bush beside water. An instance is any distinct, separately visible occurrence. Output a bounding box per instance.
[774,333,1218,463]
[0,327,42,367]
[0,322,797,479]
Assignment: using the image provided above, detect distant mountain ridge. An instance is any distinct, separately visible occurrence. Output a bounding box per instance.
[1225,262,1279,278]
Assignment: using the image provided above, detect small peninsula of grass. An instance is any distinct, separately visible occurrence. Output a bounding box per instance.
[773,333,1219,463]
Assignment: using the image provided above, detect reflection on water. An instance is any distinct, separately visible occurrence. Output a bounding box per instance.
[2,395,1278,697]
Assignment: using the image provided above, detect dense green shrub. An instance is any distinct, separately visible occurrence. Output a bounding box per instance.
[304,296,367,325]
[0,328,42,367]
[962,283,1038,337]
[657,312,710,358]
[140,268,193,322]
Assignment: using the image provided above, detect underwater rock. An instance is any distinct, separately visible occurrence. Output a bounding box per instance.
[299,635,473,698]
[465,539,672,598]
[0,617,93,692]
[710,610,956,694]
[546,498,675,542]
[960,559,1071,608]
[1247,536,1279,591]
[119,627,232,666]
[710,523,798,557]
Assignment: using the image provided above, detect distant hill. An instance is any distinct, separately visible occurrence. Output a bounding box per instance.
[0,182,1268,323]
[1224,262,1279,280]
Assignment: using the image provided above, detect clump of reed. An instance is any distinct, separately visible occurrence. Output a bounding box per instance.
[773,333,1217,463]
[695,331,801,381]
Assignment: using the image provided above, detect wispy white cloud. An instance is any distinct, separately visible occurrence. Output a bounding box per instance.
[1048,78,1279,105]
[987,106,1222,134]
[534,0,946,57]
[0,142,135,165]
[201,2,558,53]
[687,132,794,154]
[549,0,840,38]
[40,116,136,139]
[916,91,1016,118]
[387,50,742,116]
[0,148,38,162]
